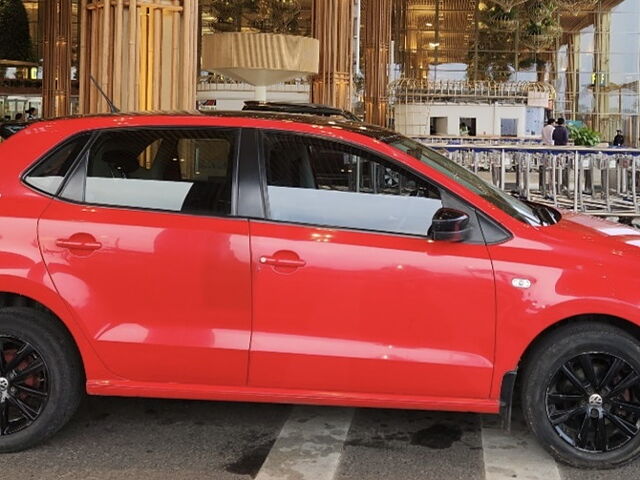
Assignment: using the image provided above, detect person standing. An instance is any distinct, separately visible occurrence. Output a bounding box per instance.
[542,118,555,146]
[553,118,571,194]
[613,130,625,146]
[539,118,556,196]
[25,107,37,120]
[553,118,569,146]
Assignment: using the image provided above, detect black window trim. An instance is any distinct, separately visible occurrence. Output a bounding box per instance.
[58,140,91,203]
[51,125,244,219]
[254,128,512,244]
[236,127,266,219]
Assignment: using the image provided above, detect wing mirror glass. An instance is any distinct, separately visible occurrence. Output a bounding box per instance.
[430,208,471,242]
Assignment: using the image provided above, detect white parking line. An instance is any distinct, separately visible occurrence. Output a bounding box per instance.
[255,406,354,480]
[481,415,561,480]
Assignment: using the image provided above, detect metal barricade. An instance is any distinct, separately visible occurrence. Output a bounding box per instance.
[425,142,640,217]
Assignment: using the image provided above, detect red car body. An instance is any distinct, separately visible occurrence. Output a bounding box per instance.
[2,113,640,418]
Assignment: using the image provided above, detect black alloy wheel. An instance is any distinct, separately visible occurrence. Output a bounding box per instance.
[0,307,83,452]
[546,352,640,453]
[0,336,49,436]
[522,322,640,468]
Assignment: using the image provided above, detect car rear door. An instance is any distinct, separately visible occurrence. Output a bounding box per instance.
[247,130,496,399]
[36,126,252,386]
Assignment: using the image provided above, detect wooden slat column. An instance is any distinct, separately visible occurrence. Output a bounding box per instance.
[565,33,580,120]
[363,0,392,126]
[311,0,353,111]
[42,0,72,118]
[594,10,611,138]
[80,0,198,113]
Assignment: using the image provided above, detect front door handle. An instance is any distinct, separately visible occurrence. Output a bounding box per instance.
[259,256,306,268]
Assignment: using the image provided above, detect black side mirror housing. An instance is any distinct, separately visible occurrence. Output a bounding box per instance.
[430,208,471,242]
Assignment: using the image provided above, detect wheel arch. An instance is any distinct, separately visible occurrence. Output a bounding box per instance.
[0,277,113,380]
[499,313,640,430]
[518,314,640,374]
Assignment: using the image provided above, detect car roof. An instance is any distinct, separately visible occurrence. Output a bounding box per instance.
[24,110,396,142]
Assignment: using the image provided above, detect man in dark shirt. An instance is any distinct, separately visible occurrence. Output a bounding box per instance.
[613,130,624,146]
[553,118,569,146]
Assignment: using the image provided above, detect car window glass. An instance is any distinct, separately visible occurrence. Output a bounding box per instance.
[387,136,543,226]
[24,133,90,195]
[81,129,236,215]
[264,133,443,236]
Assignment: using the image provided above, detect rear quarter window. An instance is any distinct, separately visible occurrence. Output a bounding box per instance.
[23,133,91,195]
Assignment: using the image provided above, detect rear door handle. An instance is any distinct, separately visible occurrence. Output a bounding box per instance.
[56,239,102,250]
[55,234,102,252]
[259,256,306,268]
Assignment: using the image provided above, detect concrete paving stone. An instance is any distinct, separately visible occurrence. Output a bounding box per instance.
[558,460,640,480]
[335,408,484,480]
[0,396,290,480]
[3,397,640,480]
[256,406,354,480]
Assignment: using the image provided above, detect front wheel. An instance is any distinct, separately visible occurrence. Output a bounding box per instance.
[522,322,640,469]
[0,307,83,452]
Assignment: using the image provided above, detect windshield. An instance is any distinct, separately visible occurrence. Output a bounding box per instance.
[385,135,544,226]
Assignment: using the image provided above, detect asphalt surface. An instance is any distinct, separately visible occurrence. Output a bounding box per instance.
[3,395,640,479]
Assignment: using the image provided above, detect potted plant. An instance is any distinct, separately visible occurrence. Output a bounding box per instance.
[568,124,601,147]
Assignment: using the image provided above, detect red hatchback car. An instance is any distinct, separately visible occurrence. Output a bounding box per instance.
[1,112,640,468]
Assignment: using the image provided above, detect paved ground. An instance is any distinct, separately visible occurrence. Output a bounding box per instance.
[3,396,640,479]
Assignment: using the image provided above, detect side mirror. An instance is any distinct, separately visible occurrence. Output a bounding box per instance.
[430,208,471,242]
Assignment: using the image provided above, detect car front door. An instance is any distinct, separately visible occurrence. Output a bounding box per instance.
[36,127,252,386]
[248,131,496,399]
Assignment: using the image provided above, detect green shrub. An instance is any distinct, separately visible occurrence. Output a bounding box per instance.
[0,0,33,62]
[568,124,601,147]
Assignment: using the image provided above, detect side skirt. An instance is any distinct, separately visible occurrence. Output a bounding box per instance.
[87,380,500,414]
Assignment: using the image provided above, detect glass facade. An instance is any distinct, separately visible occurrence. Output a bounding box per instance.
[199,0,312,36]
[393,0,640,143]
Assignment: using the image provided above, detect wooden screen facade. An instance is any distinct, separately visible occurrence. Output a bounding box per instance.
[311,0,353,112]
[79,0,198,113]
[363,0,392,126]
[42,0,73,118]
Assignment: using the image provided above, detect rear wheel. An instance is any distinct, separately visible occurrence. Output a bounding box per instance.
[522,322,640,469]
[0,307,83,452]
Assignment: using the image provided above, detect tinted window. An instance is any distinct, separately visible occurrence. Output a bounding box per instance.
[24,134,90,195]
[386,136,544,226]
[81,129,236,215]
[264,133,443,236]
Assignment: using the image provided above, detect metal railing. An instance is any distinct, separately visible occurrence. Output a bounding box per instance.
[197,76,310,93]
[389,78,556,104]
[422,142,640,216]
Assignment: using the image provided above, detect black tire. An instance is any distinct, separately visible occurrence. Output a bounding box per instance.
[0,307,84,452]
[522,322,640,469]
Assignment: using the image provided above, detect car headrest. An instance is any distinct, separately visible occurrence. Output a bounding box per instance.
[103,150,141,174]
